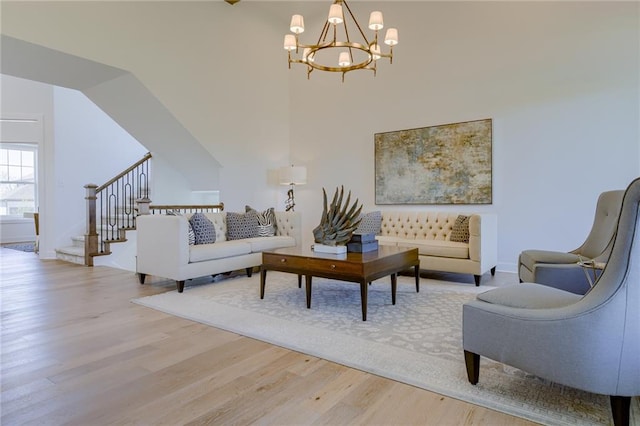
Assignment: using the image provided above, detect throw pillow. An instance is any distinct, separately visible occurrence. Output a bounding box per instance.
[245,205,277,237]
[188,212,216,245]
[227,210,260,240]
[450,215,470,243]
[167,210,196,245]
[355,211,383,235]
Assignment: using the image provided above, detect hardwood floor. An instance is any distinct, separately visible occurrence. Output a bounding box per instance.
[1,248,536,425]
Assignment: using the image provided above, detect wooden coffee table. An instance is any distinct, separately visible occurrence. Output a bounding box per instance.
[260,245,419,321]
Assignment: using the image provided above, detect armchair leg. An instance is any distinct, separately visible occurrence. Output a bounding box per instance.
[490,266,496,276]
[474,275,481,286]
[246,267,253,277]
[138,273,146,284]
[464,350,480,385]
[610,396,631,426]
[177,280,185,293]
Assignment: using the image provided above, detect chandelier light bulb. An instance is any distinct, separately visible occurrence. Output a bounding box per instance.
[283,34,297,51]
[368,11,384,30]
[290,14,305,34]
[328,3,344,25]
[384,28,399,46]
[338,52,351,67]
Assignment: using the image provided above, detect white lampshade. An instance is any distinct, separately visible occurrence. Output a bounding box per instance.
[338,52,351,67]
[279,166,307,185]
[368,11,383,31]
[302,48,315,63]
[370,43,381,60]
[328,3,343,25]
[384,28,398,46]
[283,34,297,51]
[290,14,305,34]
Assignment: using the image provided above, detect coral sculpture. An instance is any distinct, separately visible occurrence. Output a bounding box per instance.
[313,186,363,246]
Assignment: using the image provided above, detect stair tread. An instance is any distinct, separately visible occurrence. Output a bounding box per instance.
[55,246,84,256]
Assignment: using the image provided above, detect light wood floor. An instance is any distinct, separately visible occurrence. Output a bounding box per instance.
[1,248,537,425]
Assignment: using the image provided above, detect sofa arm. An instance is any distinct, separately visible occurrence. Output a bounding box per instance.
[469,214,498,270]
[136,214,190,280]
[275,211,301,247]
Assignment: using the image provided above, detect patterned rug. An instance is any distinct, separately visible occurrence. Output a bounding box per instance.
[1,242,35,252]
[133,272,638,425]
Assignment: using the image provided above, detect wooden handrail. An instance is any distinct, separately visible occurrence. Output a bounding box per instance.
[149,203,225,213]
[96,152,152,192]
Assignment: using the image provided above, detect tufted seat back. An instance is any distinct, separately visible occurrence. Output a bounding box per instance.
[379,212,463,241]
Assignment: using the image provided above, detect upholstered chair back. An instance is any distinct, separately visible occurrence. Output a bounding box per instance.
[577,179,639,395]
[575,190,624,260]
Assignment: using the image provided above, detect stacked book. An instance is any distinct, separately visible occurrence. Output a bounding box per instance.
[347,232,379,253]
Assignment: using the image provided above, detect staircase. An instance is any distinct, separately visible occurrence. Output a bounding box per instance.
[54,152,224,266]
[55,153,152,265]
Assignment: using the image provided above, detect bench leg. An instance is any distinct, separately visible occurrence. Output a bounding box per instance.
[177,280,185,293]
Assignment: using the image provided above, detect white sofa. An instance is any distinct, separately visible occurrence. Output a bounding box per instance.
[136,211,301,292]
[375,212,498,285]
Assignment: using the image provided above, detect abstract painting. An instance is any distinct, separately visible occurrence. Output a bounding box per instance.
[375,119,492,204]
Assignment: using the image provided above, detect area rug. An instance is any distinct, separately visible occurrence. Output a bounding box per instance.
[2,242,35,252]
[132,272,637,426]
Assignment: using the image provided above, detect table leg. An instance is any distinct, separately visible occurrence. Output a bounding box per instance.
[260,269,267,299]
[360,281,368,321]
[391,273,397,305]
[414,265,420,292]
[298,275,302,288]
[305,275,312,308]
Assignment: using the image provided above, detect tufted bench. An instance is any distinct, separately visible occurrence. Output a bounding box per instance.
[375,212,497,285]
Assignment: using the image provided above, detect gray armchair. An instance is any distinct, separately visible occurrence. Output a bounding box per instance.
[518,189,624,294]
[463,177,640,426]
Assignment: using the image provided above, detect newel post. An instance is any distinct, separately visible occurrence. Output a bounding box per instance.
[136,198,151,215]
[84,184,98,266]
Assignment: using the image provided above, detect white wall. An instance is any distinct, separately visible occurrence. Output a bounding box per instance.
[1,1,638,271]
[52,85,149,250]
[288,2,640,269]
[0,75,53,253]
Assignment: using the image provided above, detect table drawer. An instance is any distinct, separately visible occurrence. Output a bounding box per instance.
[262,253,362,276]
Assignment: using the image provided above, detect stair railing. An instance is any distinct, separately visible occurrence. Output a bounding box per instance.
[84,152,152,266]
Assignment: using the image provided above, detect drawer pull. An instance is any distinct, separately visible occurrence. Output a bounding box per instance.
[331,264,336,269]
[280,258,286,263]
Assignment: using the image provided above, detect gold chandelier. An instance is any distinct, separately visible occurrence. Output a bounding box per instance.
[283,0,398,82]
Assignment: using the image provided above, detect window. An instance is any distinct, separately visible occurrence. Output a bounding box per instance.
[0,143,37,216]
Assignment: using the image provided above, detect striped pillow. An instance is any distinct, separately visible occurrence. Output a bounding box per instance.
[245,205,277,237]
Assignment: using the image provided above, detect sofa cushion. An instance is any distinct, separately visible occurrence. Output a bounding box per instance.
[450,214,470,243]
[245,236,296,252]
[227,210,260,240]
[189,213,216,245]
[245,205,277,237]
[356,211,382,235]
[477,283,582,309]
[397,239,469,259]
[189,240,252,263]
[520,249,581,271]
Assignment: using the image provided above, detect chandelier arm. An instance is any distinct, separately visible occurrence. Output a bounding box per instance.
[342,0,370,45]
[318,20,331,45]
[340,16,355,63]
